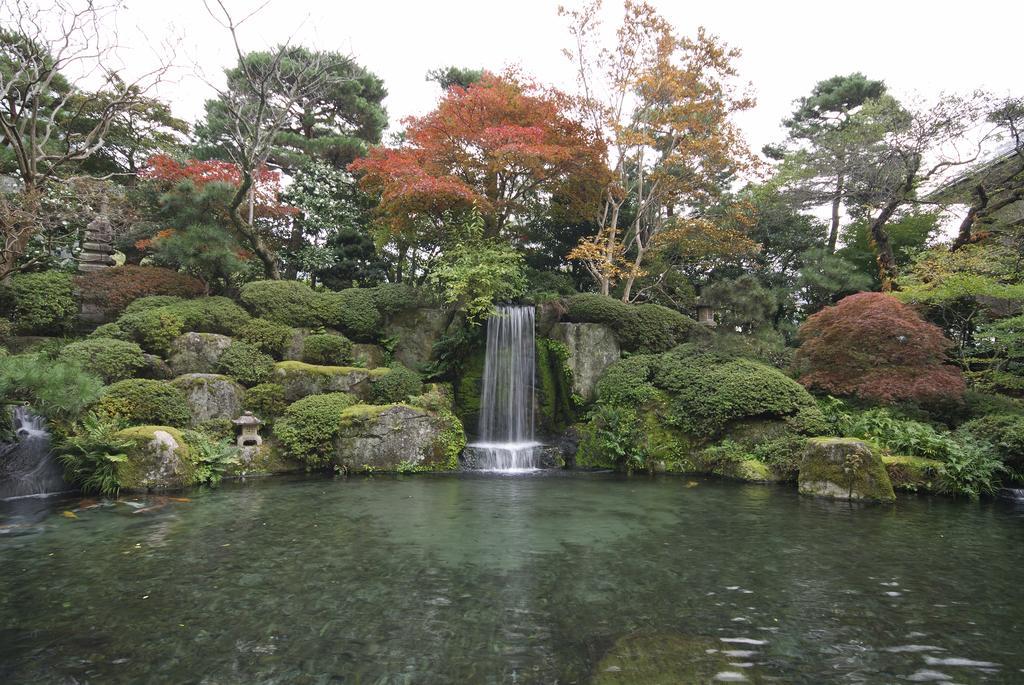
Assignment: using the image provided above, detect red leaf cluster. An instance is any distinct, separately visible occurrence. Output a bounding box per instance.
[75,265,206,318]
[795,292,965,404]
[141,154,297,219]
[349,73,606,236]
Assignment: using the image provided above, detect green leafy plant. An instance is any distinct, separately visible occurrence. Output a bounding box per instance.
[4,271,78,335]
[184,429,240,486]
[302,333,352,365]
[937,439,1005,500]
[845,408,956,461]
[275,392,358,467]
[57,414,133,495]
[429,235,528,326]
[0,353,103,423]
[237,318,293,358]
[243,383,287,422]
[370,364,423,404]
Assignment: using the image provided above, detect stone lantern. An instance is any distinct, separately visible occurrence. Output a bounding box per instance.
[695,298,717,327]
[232,411,263,448]
[78,199,116,274]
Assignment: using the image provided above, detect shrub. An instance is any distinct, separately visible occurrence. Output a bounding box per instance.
[275,392,358,467]
[195,418,235,442]
[58,338,146,384]
[167,297,251,335]
[302,333,352,365]
[370,283,421,316]
[217,341,275,387]
[844,408,957,461]
[0,353,103,422]
[795,292,965,405]
[243,383,287,421]
[956,414,1024,468]
[237,318,293,358]
[239,280,322,327]
[88,321,130,341]
[937,439,1005,500]
[370,364,423,404]
[116,308,185,355]
[6,271,77,335]
[0,317,11,342]
[594,354,662,406]
[320,287,379,339]
[94,379,191,427]
[57,414,135,495]
[122,295,185,315]
[577,404,646,471]
[75,265,205,319]
[564,293,699,353]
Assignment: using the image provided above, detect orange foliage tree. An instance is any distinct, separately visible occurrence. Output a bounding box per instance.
[349,72,607,278]
[795,292,965,405]
[562,1,759,300]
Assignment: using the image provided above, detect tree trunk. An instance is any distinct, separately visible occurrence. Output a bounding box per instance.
[869,196,902,292]
[827,173,844,253]
[229,174,280,279]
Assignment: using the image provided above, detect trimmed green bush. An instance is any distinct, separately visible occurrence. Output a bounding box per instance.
[237,318,293,358]
[94,379,190,427]
[564,293,700,353]
[370,364,423,404]
[243,382,287,421]
[239,280,322,327]
[370,283,421,315]
[217,341,275,387]
[168,297,251,335]
[320,288,379,339]
[123,295,185,315]
[5,271,77,335]
[275,392,358,467]
[58,338,146,384]
[117,308,185,355]
[88,321,130,341]
[302,333,353,366]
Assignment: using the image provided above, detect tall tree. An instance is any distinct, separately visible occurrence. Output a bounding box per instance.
[426,66,484,91]
[0,0,171,279]
[765,73,888,253]
[350,71,606,247]
[561,1,757,301]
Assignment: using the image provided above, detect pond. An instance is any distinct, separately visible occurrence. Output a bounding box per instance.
[2,472,1023,684]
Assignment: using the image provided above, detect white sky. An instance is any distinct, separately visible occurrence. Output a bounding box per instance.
[113,0,1022,156]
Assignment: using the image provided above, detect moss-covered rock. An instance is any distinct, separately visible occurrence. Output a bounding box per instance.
[453,346,486,434]
[167,332,233,376]
[799,438,896,502]
[351,343,386,369]
[883,455,942,493]
[332,403,465,473]
[383,307,450,369]
[171,373,245,425]
[549,322,620,403]
[113,425,195,491]
[273,360,387,402]
[535,337,577,435]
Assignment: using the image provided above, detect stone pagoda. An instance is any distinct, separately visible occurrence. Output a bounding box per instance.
[77,200,116,273]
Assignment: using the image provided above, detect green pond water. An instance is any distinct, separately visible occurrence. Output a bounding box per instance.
[1,472,1023,684]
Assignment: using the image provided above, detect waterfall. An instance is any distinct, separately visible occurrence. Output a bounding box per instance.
[468,305,540,471]
[0,406,68,499]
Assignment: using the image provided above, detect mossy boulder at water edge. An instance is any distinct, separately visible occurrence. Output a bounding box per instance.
[112,426,195,492]
[883,455,942,493]
[799,438,896,502]
[167,332,233,376]
[171,373,245,425]
[273,361,387,402]
[332,404,465,473]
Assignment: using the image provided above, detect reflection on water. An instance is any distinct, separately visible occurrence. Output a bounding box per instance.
[1,472,1023,683]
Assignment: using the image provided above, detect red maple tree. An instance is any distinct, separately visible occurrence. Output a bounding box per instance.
[349,72,606,240]
[795,292,965,404]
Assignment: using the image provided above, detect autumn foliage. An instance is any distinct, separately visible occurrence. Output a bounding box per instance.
[349,73,606,239]
[141,154,296,219]
[75,265,206,318]
[795,292,965,404]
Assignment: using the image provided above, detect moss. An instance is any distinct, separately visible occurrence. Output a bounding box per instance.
[800,437,896,502]
[883,455,942,493]
[274,360,388,377]
[535,337,576,433]
[431,406,466,471]
[564,293,701,353]
[453,347,485,430]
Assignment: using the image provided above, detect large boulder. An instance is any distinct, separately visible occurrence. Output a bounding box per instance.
[799,438,896,502]
[171,373,245,425]
[384,307,450,369]
[332,404,465,473]
[351,343,387,369]
[168,332,232,375]
[283,328,349,362]
[549,322,621,403]
[113,426,195,491]
[273,361,383,402]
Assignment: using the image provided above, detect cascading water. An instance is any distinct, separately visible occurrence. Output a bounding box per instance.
[0,406,68,499]
[467,305,540,471]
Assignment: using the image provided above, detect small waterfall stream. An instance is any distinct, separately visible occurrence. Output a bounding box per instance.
[468,305,540,471]
[0,406,68,499]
